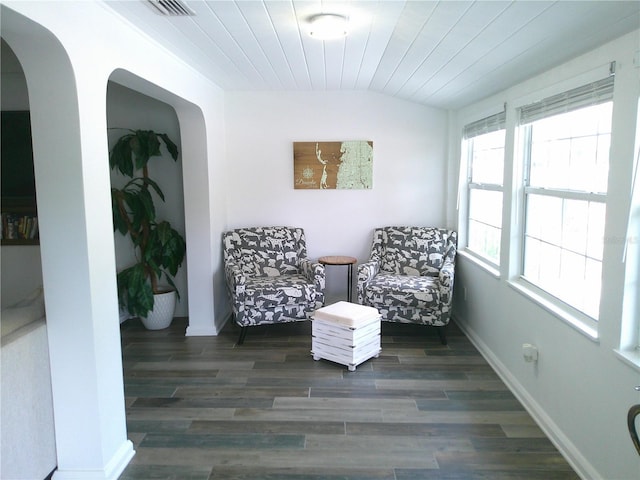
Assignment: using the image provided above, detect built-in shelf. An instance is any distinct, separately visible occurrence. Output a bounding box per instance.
[2,238,39,246]
[1,199,39,245]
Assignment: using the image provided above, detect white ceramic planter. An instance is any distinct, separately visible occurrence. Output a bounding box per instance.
[141,289,176,330]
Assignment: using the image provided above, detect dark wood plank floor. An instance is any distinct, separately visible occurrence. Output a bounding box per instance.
[119,317,579,480]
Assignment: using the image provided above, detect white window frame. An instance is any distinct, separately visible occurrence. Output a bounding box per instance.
[616,95,640,369]
[515,76,615,332]
[462,111,506,268]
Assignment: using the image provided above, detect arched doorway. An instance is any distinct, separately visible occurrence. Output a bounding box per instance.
[1,4,220,478]
[106,81,189,323]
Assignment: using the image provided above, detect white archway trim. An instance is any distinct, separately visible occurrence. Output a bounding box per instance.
[108,70,220,336]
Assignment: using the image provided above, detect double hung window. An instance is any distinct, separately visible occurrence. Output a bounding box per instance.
[519,77,614,319]
[463,111,506,265]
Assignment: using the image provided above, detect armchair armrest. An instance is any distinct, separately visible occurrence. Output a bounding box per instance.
[300,258,326,292]
[438,260,455,306]
[356,259,380,304]
[358,259,380,282]
[224,260,246,308]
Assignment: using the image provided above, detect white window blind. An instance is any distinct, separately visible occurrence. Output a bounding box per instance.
[520,76,614,125]
[463,110,506,139]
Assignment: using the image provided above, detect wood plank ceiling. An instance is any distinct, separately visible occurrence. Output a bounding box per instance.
[103,1,640,109]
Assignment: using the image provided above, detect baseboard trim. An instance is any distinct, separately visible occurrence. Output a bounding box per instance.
[52,440,135,480]
[185,311,231,336]
[453,315,599,480]
[185,325,219,336]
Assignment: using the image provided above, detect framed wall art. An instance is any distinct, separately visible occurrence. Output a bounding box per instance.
[293,140,373,189]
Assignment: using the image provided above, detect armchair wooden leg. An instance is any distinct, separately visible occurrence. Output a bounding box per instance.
[437,326,447,345]
[237,326,248,345]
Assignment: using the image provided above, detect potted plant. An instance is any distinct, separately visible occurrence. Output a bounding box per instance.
[109,129,186,330]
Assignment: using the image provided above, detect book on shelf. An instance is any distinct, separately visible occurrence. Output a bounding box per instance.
[1,212,39,240]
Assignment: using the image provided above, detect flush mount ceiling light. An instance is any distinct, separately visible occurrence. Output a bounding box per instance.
[308,14,349,40]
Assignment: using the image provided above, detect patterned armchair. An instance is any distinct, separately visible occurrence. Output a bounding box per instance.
[357,226,457,344]
[223,227,326,344]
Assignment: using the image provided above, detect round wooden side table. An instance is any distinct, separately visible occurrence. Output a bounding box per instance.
[318,255,357,302]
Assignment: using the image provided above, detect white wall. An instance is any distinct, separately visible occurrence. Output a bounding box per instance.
[449,30,640,480]
[225,90,448,300]
[4,19,451,317]
[106,82,188,316]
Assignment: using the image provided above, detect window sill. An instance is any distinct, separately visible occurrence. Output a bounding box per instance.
[614,348,640,373]
[458,249,500,278]
[507,279,599,342]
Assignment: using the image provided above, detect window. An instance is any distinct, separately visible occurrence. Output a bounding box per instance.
[463,111,506,265]
[519,77,614,319]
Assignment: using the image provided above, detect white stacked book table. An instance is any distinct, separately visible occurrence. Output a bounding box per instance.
[311,301,381,371]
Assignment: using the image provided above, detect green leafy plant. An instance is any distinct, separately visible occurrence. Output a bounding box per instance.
[110,129,186,318]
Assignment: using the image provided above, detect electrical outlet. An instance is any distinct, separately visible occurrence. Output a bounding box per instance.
[522,343,538,363]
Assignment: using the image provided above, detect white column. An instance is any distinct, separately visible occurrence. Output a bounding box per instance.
[2,7,134,479]
[178,105,220,336]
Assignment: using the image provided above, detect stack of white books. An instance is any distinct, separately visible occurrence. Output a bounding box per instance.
[311,301,381,371]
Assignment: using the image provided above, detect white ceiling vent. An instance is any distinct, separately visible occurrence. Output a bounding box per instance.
[147,0,195,16]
